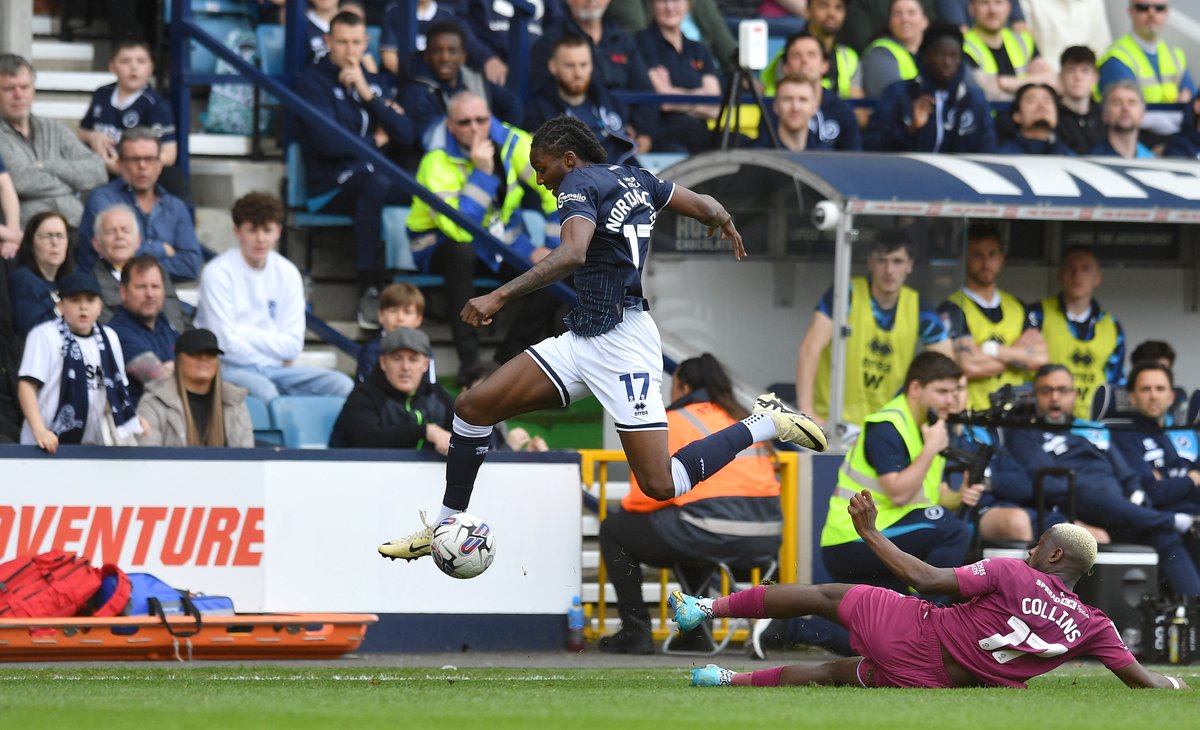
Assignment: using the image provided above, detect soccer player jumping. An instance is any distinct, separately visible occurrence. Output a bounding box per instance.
[379,115,827,561]
[673,489,1189,690]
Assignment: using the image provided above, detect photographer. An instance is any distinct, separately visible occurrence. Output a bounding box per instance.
[819,352,984,599]
[1001,364,1200,599]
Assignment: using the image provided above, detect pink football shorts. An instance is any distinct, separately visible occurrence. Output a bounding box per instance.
[837,584,956,688]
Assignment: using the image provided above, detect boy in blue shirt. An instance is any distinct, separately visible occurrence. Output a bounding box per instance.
[77,40,176,176]
[355,283,437,385]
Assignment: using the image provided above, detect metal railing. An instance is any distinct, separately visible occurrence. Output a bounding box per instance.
[577,448,800,642]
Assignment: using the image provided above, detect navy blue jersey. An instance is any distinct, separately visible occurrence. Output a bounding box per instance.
[79,83,176,144]
[555,164,675,337]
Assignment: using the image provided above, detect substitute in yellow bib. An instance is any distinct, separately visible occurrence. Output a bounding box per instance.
[796,233,953,432]
[1026,247,1126,420]
[820,352,984,595]
[937,223,1047,411]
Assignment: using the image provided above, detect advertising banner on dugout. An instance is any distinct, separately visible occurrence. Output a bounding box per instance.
[0,454,582,614]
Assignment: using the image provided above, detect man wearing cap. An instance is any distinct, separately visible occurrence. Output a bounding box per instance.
[328,327,453,452]
[106,254,183,404]
[17,271,141,452]
[136,328,253,448]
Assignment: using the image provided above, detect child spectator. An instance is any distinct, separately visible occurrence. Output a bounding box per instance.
[355,282,434,384]
[7,211,74,338]
[17,271,141,452]
[76,39,176,176]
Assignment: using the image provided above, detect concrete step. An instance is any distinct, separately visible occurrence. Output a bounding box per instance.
[36,70,115,92]
[31,40,96,71]
[31,99,88,126]
[190,157,284,209]
[33,15,57,36]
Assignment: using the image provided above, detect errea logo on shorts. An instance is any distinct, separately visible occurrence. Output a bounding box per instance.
[557,192,586,208]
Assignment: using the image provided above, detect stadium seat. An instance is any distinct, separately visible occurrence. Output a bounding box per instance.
[368,25,382,62]
[244,394,283,446]
[268,395,346,449]
[190,15,253,76]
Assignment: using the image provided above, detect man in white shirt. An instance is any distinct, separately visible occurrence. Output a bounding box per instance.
[194,192,353,402]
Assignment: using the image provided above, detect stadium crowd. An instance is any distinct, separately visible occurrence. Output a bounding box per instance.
[1,0,1199,656]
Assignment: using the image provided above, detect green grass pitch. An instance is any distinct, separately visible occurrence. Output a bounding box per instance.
[0,665,1197,729]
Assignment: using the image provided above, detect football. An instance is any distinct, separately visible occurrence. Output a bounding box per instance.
[430,513,496,579]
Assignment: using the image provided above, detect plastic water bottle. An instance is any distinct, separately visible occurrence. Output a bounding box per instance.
[567,596,586,652]
[1168,605,1188,664]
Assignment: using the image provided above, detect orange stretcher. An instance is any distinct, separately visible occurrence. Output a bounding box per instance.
[0,613,378,661]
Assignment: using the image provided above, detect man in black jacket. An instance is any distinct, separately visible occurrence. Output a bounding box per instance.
[329,328,453,452]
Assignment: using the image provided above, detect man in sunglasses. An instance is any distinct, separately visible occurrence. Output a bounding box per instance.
[1098,0,1194,141]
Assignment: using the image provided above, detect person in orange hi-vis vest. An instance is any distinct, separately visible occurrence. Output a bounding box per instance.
[598,354,782,655]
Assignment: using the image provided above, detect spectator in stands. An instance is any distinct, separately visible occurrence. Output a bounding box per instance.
[76,39,176,176]
[996,84,1076,155]
[106,255,182,405]
[937,223,1046,411]
[526,35,640,165]
[458,360,548,452]
[1002,364,1200,598]
[756,75,821,151]
[606,0,738,68]
[961,0,1056,102]
[0,155,21,258]
[407,91,562,378]
[305,0,341,61]
[87,204,187,333]
[0,268,19,442]
[355,282,431,384]
[758,0,807,37]
[17,271,141,452]
[598,353,784,654]
[763,2,864,100]
[860,0,929,99]
[380,0,504,83]
[760,35,862,151]
[1089,80,1155,159]
[1056,46,1106,155]
[1099,0,1194,141]
[636,0,722,154]
[295,11,417,329]
[864,23,996,153]
[77,128,203,281]
[1130,339,1175,370]
[0,55,107,228]
[1019,0,1111,73]
[1026,246,1125,420]
[938,0,1023,33]
[7,211,74,338]
[458,0,562,72]
[820,352,983,596]
[795,232,953,432]
[194,192,354,402]
[328,327,453,451]
[531,0,657,152]
[843,0,936,55]
[334,0,380,72]
[1112,361,1200,514]
[136,328,253,448]
[398,20,524,139]
[1164,94,1200,159]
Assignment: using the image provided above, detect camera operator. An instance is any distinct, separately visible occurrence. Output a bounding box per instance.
[1001,364,1200,599]
[819,352,984,600]
[1110,361,1200,514]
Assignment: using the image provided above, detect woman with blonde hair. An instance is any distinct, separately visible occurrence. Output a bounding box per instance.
[137,329,253,447]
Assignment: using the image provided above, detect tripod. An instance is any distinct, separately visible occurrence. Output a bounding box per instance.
[714,67,780,151]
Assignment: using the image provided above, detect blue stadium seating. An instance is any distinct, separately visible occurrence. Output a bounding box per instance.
[244,394,283,446]
[190,15,253,76]
[269,395,346,449]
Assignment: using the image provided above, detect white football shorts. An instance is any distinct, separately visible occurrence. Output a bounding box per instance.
[527,308,668,432]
